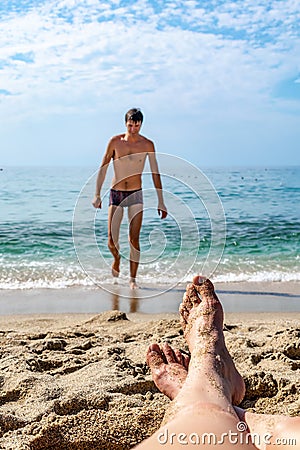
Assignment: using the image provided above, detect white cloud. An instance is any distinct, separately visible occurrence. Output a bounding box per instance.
[0,0,299,165]
[0,1,299,114]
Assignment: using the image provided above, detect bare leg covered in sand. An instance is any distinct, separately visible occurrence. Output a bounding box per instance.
[137,277,300,449]
[146,345,300,450]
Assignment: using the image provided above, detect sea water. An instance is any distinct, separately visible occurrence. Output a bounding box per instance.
[1,162,299,290]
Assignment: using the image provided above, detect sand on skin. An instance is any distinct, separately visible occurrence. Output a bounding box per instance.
[0,309,299,449]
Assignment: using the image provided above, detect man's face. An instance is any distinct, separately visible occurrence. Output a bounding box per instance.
[126,120,142,135]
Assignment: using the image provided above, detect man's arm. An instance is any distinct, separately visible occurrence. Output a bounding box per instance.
[148,143,167,219]
[92,138,115,209]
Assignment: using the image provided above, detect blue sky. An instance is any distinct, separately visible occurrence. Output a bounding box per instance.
[0,0,300,167]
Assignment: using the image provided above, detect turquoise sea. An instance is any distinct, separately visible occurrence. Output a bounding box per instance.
[1,162,299,290]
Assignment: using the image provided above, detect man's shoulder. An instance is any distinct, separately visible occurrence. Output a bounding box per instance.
[140,134,153,142]
[139,134,155,149]
[110,133,125,142]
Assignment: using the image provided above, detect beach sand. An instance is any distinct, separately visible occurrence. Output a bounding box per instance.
[0,285,300,449]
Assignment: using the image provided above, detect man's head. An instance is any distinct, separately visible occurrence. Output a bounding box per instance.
[125,108,143,124]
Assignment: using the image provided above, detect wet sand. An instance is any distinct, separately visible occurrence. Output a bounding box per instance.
[0,281,299,315]
[0,286,300,449]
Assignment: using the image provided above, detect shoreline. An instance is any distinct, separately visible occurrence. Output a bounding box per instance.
[0,281,299,315]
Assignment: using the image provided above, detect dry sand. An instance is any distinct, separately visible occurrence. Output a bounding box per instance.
[0,307,299,450]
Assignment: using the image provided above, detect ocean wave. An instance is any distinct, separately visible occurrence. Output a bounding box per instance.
[1,267,299,290]
[212,271,300,283]
[0,278,96,290]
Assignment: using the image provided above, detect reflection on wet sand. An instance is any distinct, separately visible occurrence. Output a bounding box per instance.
[110,291,139,313]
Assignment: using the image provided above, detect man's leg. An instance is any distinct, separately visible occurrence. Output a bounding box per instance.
[107,205,123,279]
[147,344,300,450]
[236,408,300,450]
[174,276,245,409]
[128,203,143,289]
[136,277,253,449]
[145,277,300,450]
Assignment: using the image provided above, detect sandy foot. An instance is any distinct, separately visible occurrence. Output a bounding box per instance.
[146,342,189,399]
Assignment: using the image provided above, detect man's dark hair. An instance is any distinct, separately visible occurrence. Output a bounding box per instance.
[125,108,143,123]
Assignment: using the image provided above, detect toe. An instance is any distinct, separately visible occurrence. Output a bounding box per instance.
[180,285,200,314]
[180,280,208,331]
[182,353,190,370]
[146,343,165,368]
[179,288,200,330]
[162,342,177,364]
[173,348,184,366]
[179,302,189,327]
[185,283,201,305]
[192,275,207,285]
[193,277,215,295]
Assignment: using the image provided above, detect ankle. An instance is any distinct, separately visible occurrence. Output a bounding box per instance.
[129,277,139,289]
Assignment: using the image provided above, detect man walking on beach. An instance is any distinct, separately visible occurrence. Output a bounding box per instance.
[92,108,167,289]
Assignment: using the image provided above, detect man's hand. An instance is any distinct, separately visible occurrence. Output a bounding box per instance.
[158,203,167,219]
[92,195,102,209]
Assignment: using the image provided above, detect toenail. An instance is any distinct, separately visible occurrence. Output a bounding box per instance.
[193,275,207,285]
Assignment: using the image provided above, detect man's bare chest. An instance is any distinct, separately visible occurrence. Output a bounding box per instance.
[114,138,148,158]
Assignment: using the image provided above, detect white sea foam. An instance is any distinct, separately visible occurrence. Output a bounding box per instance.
[1,267,300,290]
[213,271,300,283]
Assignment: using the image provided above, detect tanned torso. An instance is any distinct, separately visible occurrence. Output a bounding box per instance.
[110,133,153,191]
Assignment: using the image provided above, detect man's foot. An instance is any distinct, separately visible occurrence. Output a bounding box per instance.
[146,343,189,399]
[178,276,245,406]
[129,277,139,289]
[112,255,120,278]
[147,343,300,450]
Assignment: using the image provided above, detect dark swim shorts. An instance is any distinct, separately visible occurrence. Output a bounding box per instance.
[109,188,143,207]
